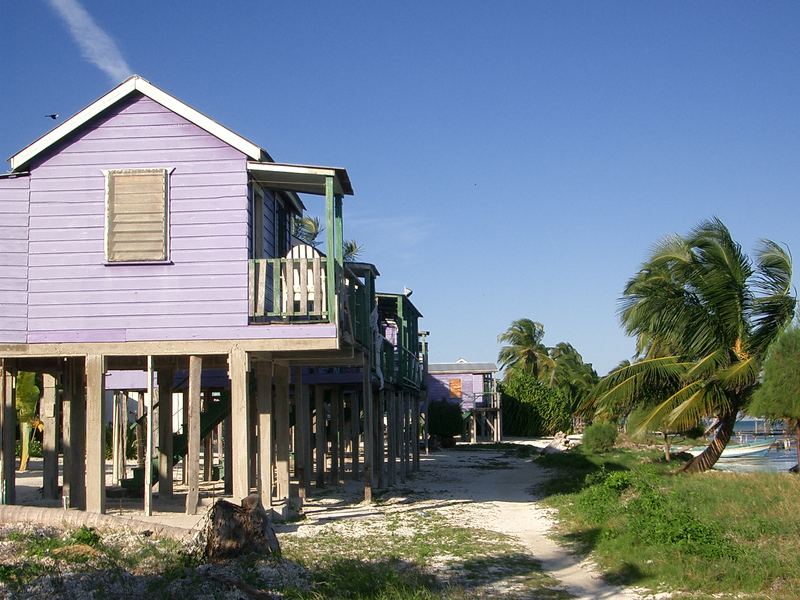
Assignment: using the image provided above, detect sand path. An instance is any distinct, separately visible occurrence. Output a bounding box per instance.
[294,447,649,599]
[410,449,643,599]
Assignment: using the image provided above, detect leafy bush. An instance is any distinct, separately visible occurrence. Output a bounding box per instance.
[69,526,101,547]
[582,422,618,453]
[15,439,42,459]
[428,400,463,445]
[500,371,571,436]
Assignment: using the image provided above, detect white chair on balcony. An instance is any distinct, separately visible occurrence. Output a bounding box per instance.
[281,244,326,317]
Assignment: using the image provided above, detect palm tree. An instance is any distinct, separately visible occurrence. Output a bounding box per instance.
[590,218,795,472]
[549,342,599,410]
[293,215,323,247]
[497,319,555,378]
[343,240,364,262]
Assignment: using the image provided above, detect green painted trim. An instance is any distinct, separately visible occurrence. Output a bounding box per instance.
[334,194,344,270]
[325,176,336,324]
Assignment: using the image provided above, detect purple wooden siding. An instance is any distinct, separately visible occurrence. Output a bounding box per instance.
[426,373,476,410]
[22,93,335,344]
[0,176,30,342]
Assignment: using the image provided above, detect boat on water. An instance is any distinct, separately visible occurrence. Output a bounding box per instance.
[686,441,773,458]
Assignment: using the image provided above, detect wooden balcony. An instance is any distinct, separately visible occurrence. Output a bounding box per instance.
[249,257,329,321]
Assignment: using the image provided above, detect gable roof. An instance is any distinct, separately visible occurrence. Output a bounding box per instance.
[9,75,267,171]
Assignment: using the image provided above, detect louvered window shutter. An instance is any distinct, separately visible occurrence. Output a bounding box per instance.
[106,169,168,262]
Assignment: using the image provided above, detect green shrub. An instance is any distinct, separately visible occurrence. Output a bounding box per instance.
[583,422,618,453]
[428,400,463,444]
[15,439,42,459]
[500,371,571,436]
[69,526,101,547]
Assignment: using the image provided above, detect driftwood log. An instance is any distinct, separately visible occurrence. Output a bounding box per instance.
[204,494,280,560]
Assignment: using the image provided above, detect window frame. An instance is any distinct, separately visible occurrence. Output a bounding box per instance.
[103,167,173,265]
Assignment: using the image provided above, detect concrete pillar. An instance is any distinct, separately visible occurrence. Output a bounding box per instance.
[350,390,360,480]
[157,368,174,500]
[255,360,273,508]
[314,385,326,489]
[186,356,202,515]
[230,348,250,503]
[41,373,59,499]
[1,361,16,505]
[85,354,105,514]
[274,364,291,502]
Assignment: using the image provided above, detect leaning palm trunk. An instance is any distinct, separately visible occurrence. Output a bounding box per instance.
[681,411,737,473]
[18,421,32,472]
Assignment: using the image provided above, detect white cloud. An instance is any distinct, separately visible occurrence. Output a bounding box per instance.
[47,0,131,83]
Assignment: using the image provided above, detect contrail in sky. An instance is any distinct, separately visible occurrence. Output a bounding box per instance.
[47,0,131,82]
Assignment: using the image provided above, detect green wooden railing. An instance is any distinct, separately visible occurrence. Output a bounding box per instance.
[249,257,329,321]
[344,268,371,349]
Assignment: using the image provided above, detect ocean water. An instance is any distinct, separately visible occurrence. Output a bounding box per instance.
[712,446,797,473]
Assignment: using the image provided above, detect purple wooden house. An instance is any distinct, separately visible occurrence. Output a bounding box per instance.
[427,360,501,442]
[0,76,398,516]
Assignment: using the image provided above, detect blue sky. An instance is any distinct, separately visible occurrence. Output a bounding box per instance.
[3,1,799,375]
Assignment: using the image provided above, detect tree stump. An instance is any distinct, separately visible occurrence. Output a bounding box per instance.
[204,494,280,560]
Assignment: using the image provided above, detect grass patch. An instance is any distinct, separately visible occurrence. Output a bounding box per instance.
[280,510,569,599]
[539,446,800,597]
[0,525,200,595]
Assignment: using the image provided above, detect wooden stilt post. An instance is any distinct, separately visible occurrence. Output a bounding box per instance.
[144,357,155,516]
[350,390,360,480]
[1,360,16,505]
[274,363,291,503]
[186,356,202,515]
[42,373,59,499]
[223,414,233,495]
[314,385,326,489]
[158,368,174,500]
[86,354,105,514]
[362,367,373,502]
[422,389,429,455]
[412,394,420,472]
[330,388,340,485]
[230,347,250,503]
[404,393,412,479]
[397,391,405,484]
[337,390,346,483]
[297,378,311,498]
[249,378,259,490]
[377,389,385,489]
[65,358,86,509]
[387,389,397,486]
[255,360,273,509]
[136,391,145,469]
[120,391,128,481]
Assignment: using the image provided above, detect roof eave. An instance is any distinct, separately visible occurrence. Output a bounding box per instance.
[9,75,264,171]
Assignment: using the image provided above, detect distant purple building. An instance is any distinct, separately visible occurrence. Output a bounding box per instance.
[426,360,501,442]
[427,360,497,411]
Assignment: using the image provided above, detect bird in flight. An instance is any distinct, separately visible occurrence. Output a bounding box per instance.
[44,114,59,120]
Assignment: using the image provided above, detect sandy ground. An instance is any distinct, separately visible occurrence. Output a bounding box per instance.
[281,445,652,599]
[10,446,662,598]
